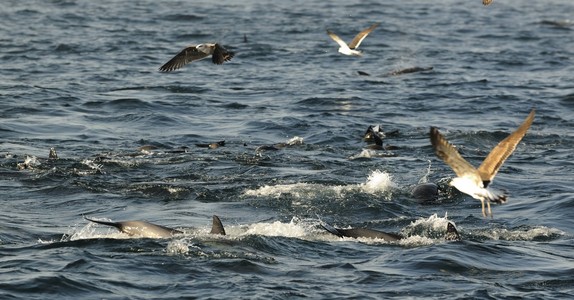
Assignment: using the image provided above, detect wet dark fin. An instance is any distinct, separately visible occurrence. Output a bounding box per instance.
[210,215,226,235]
[49,147,58,159]
[357,71,370,76]
[320,223,344,237]
[211,44,235,65]
[84,216,123,232]
[445,222,461,241]
[369,126,383,147]
[363,125,375,140]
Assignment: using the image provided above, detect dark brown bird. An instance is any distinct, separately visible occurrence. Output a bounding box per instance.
[159,43,234,72]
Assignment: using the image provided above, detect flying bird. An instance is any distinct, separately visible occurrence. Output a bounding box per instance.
[326,23,379,56]
[429,109,535,217]
[159,43,235,72]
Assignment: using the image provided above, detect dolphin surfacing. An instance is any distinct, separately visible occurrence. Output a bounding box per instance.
[321,221,402,241]
[84,215,227,238]
[84,217,182,238]
[210,215,226,235]
[321,220,460,241]
[411,183,440,202]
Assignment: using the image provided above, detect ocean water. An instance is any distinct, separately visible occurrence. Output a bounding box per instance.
[1,0,573,298]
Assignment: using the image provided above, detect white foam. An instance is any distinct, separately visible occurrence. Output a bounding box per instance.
[239,218,308,238]
[166,239,190,255]
[244,169,396,198]
[286,136,304,145]
[17,155,40,170]
[418,160,432,184]
[405,213,452,233]
[76,159,105,175]
[361,170,397,193]
[484,226,564,241]
[398,213,455,247]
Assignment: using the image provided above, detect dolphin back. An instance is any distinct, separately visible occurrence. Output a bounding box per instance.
[85,216,181,238]
[320,220,402,242]
[337,228,403,241]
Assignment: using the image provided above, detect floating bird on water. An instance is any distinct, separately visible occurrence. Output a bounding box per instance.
[159,43,235,72]
[429,109,535,217]
[326,23,379,56]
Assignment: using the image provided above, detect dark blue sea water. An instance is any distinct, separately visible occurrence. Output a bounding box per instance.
[1,0,573,298]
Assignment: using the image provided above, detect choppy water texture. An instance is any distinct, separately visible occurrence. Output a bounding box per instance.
[1,0,573,299]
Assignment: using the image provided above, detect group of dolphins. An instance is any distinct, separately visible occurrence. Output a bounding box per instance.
[84,214,462,242]
[84,105,533,243]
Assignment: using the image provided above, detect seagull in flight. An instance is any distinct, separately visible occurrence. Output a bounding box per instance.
[326,23,379,56]
[159,43,235,72]
[429,109,535,217]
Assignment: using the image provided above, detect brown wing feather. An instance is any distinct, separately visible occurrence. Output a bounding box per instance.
[211,44,235,65]
[348,23,380,49]
[159,46,210,72]
[477,109,535,182]
[430,127,480,179]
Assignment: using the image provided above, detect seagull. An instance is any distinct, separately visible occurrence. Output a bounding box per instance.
[159,43,235,72]
[326,23,380,56]
[429,109,535,217]
[483,0,493,5]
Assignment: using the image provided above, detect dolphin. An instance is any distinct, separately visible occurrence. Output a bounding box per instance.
[321,221,402,241]
[321,220,460,241]
[84,215,226,238]
[195,140,225,149]
[411,182,439,202]
[357,67,433,77]
[386,66,433,76]
[210,215,226,235]
[444,222,461,241]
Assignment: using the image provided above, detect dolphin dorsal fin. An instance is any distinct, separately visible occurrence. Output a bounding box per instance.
[210,215,226,235]
[84,216,123,231]
[445,222,461,241]
[320,221,344,237]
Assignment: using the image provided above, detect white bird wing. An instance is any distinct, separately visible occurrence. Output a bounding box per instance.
[348,23,379,49]
[430,127,481,183]
[477,109,535,185]
[159,45,211,72]
[326,30,351,52]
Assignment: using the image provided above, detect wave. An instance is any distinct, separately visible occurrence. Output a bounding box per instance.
[243,169,397,199]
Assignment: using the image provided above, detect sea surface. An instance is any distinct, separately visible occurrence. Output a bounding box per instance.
[1,0,573,299]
